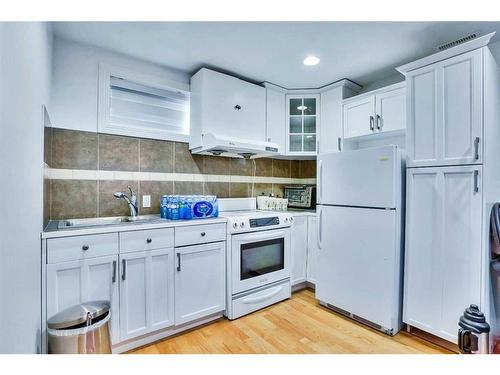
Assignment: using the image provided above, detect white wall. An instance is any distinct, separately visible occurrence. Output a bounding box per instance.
[51,36,190,132]
[0,22,52,353]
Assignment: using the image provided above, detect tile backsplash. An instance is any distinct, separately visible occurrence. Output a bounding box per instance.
[44,128,316,222]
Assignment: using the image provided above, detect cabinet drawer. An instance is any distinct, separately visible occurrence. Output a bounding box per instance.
[175,223,226,247]
[47,233,119,263]
[119,228,174,253]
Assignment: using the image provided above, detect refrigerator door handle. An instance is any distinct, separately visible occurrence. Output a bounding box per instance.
[317,207,323,250]
[318,159,323,204]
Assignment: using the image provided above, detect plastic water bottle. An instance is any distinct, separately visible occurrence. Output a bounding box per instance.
[170,196,179,220]
[160,195,168,219]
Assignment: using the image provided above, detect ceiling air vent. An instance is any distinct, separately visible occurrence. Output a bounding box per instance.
[437,32,480,51]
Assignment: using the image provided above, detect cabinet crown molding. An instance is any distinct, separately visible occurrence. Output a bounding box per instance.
[396,32,496,75]
[262,79,362,94]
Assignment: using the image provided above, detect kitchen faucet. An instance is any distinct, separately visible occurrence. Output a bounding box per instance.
[114,186,138,218]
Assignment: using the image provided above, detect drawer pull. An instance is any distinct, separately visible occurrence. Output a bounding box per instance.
[146,238,152,244]
[82,245,89,251]
[200,232,206,237]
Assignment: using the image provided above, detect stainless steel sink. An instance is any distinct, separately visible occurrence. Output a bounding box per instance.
[57,215,161,229]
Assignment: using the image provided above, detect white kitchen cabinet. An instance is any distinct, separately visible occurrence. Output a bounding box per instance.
[306,215,319,284]
[119,248,174,341]
[404,165,482,342]
[190,68,266,150]
[343,83,405,140]
[375,87,406,133]
[406,49,483,167]
[291,215,308,286]
[265,84,286,153]
[175,241,226,325]
[319,87,344,153]
[343,95,375,138]
[286,94,319,155]
[46,255,120,344]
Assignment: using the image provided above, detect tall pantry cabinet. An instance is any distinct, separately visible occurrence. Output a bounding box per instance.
[398,32,500,347]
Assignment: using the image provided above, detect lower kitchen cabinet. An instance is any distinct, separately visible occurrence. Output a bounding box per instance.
[119,248,174,341]
[46,254,120,344]
[290,214,318,287]
[291,215,308,285]
[175,241,226,325]
[404,165,482,342]
[307,215,319,284]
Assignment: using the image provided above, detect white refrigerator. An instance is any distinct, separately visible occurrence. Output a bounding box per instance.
[316,145,404,335]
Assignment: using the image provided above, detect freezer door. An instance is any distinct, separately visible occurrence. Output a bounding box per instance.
[317,145,399,208]
[315,205,402,331]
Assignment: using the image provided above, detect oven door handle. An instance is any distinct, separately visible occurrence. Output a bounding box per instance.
[237,230,287,243]
[241,285,284,305]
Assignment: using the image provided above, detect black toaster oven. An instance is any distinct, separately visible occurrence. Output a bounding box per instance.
[283,185,316,209]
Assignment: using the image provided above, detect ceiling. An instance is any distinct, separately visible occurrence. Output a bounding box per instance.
[52,22,500,88]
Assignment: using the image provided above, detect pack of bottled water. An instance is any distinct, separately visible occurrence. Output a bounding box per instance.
[160,195,219,220]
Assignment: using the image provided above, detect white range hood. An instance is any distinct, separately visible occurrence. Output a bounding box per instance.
[190,132,280,158]
[189,68,277,159]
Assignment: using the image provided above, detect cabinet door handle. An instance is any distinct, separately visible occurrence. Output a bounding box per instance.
[376,114,382,130]
[474,137,480,160]
[112,260,117,283]
[121,259,126,281]
[474,170,479,193]
[369,116,375,131]
[337,137,342,152]
[234,104,241,110]
[177,253,181,271]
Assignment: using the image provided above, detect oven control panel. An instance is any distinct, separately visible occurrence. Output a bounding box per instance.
[226,213,294,233]
[249,217,279,228]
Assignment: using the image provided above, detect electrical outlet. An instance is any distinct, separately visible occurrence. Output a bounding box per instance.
[142,195,151,208]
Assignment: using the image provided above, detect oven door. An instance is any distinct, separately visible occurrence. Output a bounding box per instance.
[231,228,291,294]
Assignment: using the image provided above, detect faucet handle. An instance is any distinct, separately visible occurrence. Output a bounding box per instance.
[128,186,137,204]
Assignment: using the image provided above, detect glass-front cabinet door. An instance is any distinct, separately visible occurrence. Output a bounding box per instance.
[286,94,319,155]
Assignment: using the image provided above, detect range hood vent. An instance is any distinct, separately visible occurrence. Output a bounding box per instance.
[190,133,280,159]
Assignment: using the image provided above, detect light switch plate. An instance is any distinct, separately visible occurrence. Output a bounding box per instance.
[142,195,151,208]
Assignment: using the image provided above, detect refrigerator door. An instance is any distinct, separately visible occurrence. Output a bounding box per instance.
[316,205,401,331]
[317,145,400,208]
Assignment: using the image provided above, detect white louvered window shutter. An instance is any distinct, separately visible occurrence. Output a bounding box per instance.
[109,76,190,136]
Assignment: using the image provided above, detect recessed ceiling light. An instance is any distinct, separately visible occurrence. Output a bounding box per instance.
[303,56,320,66]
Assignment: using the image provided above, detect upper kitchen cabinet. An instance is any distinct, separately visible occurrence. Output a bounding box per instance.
[190,68,276,157]
[286,94,320,155]
[342,82,406,141]
[264,83,287,154]
[262,80,360,156]
[319,81,361,154]
[403,49,483,167]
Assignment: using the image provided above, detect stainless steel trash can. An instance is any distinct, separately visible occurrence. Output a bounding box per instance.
[47,301,111,354]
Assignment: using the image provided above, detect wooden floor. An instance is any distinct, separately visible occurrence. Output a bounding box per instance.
[129,289,452,354]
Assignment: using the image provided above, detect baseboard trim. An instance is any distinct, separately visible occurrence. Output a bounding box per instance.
[406,325,459,353]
